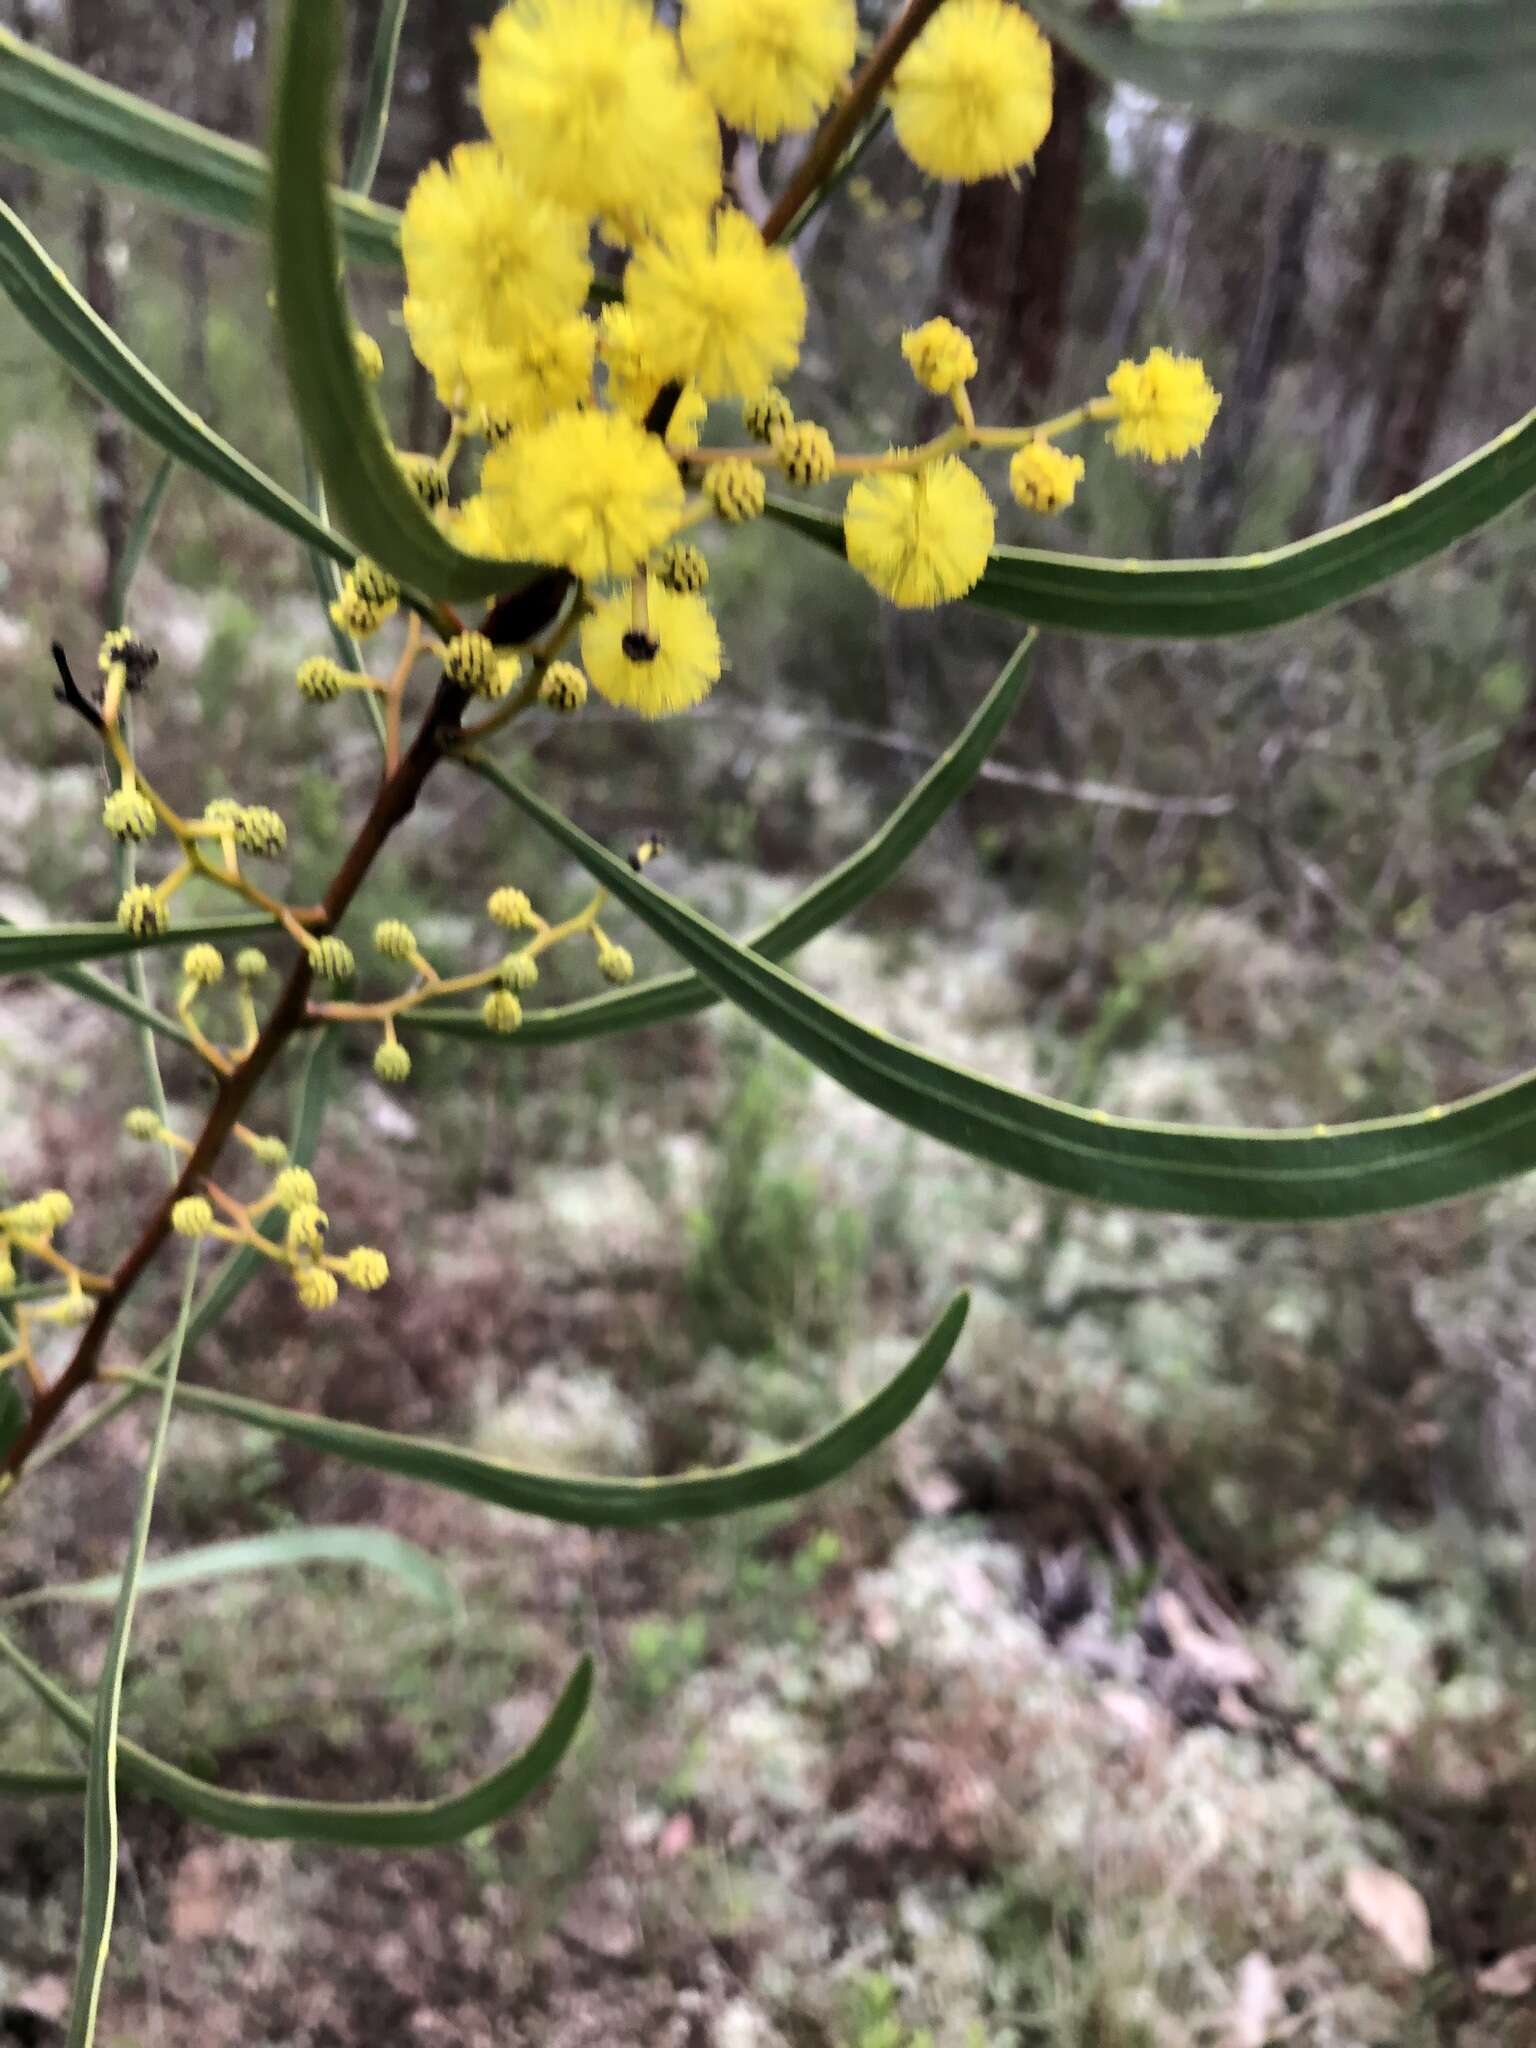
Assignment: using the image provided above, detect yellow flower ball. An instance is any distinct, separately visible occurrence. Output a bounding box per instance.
[775,420,836,487]
[285,1202,329,1257]
[296,656,346,703]
[473,410,684,581]
[441,631,504,698]
[539,662,589,714]
[117,885,167,937]
[1105,349,1222,463]
[653,541,710,594]
[624,209,806,401]
[400,142,591,393]
[479,0,721,238]
[891,0,1053,183]
[102,787,157,842]
[181,943,223,988]
[343,1247,390,1292]
[171,1196,215,1238]
[705,458,767,524]
[374,1040,412,1085]
[1009,439,1085,514]
[272,1167,319,1211]
[596,303,664,421]
[843,457,996,608]
[482,989,524,1035]
[449,315,597,435]
[680,0,856,139]
[596,941,635,985]
[373,919,417,962]
[743,386,795,444]
[901,317,979,397]
[488,886,536,930]
[581,585,722,720]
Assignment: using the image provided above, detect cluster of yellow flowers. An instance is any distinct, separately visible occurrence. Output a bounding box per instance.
[0,1189,100,1386]
[324,0,1219,725]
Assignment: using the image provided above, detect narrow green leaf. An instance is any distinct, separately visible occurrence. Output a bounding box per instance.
[0,1765,86,1800]
[0,1377,24,1461]
[0,27,401,264]
[347,0,408,194]
[113,1292,968,1528]
[503,780,1536,1224]
[108,454,173,632]
[67,1248,197,2048]
[1,912,274,977]
[765,398,1536,639]
[0,921,191,1047]
[1029,0,1536,158]
[423,636,1035,1046]
[269,0,536,605]
[0,201,356,574]
[10,1526,455,1616]
[0,1630,592,1847]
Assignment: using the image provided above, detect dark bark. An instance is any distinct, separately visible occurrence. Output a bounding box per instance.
[1371,160,1509,502]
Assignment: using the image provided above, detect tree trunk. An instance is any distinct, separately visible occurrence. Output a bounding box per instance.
[1371,160,1508,502]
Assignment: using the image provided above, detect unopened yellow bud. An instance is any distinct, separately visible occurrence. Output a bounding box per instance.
[596,941,635,986]
[235,805,287,857]
[374,1040,412,1084]
[117,885,167,937]
[295,1264,339,1312]
[285,1202,329,1256]
[352,329,384,382]
[296,656,346,703]
[235,948,269,981]
[373,918,417,961]
[247,1134,289,1167]
[653,542,709,594]
[704,458,766,524]
[271,1167,318,1211]
[181,943,223,988]
[397,451,448,508]
[309,936,356,982]
[37,1290,92,1327]
[743,386,794,443]
[124,1107,163,1141]
[35,1190,73,1231]
[538,661,589,714]
[487,886,535,930]
[482,989,524,1034]
[171,1195,215,1238]
[497,951,539,992]
[343,1246,389,1292]
[203,797,244,828]
[775,420,836,487]
[351,558,399,607]
[442,631,506,698]
[901,317,978,396]
[102,787,157,842]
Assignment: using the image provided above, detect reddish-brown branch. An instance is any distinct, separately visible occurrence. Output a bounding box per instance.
[760,0,947,245]
[3,675,469,1479]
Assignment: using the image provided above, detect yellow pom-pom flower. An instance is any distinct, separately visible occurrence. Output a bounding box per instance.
[705,458,767,524]
[775,420,836,487]
[901,317,979,397]
[1009,439,1085,513]
[474,409,684,581]
[181,943,223,988]
[294,1265,339,1312]
[117,885,167,937]
[488,886,536,930]
[400,143,591,387]
[539,662,589,714]
[844,457,996,608]
[581,585,722,720]
[1105,349,1222,463]
[625,210,806,402]
[479,0,721,238]
[102,787,157,842]
[482,989,524,1034]
[680,0,856,139]
[343,1247,390,1292]
[448,315,597,435]
[596,303,664,420]
[171,1196,215,1239]
[891,0,1053,183]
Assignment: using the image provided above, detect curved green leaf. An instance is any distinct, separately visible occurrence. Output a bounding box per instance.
[68,1247,197,2048]
[1030,0,1536,159]
[0,918,192,1047]
[0,27,401,264]
[425,636,1035,1046]
[347,0,409,194]
[1,911,275,977]
[503,780,1536,1225]
[765,398,1536,638]
[0,1628,591,1847]
[0,201,356,573]
[7,1525,455,1617]
[0,1765,86,1800]
[270,0,535,606]
[116,1291,968,1529]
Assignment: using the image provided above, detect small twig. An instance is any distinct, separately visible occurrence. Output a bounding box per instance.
[50,642,105,734]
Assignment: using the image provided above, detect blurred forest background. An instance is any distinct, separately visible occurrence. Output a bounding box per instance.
[5,2,1536,2043]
